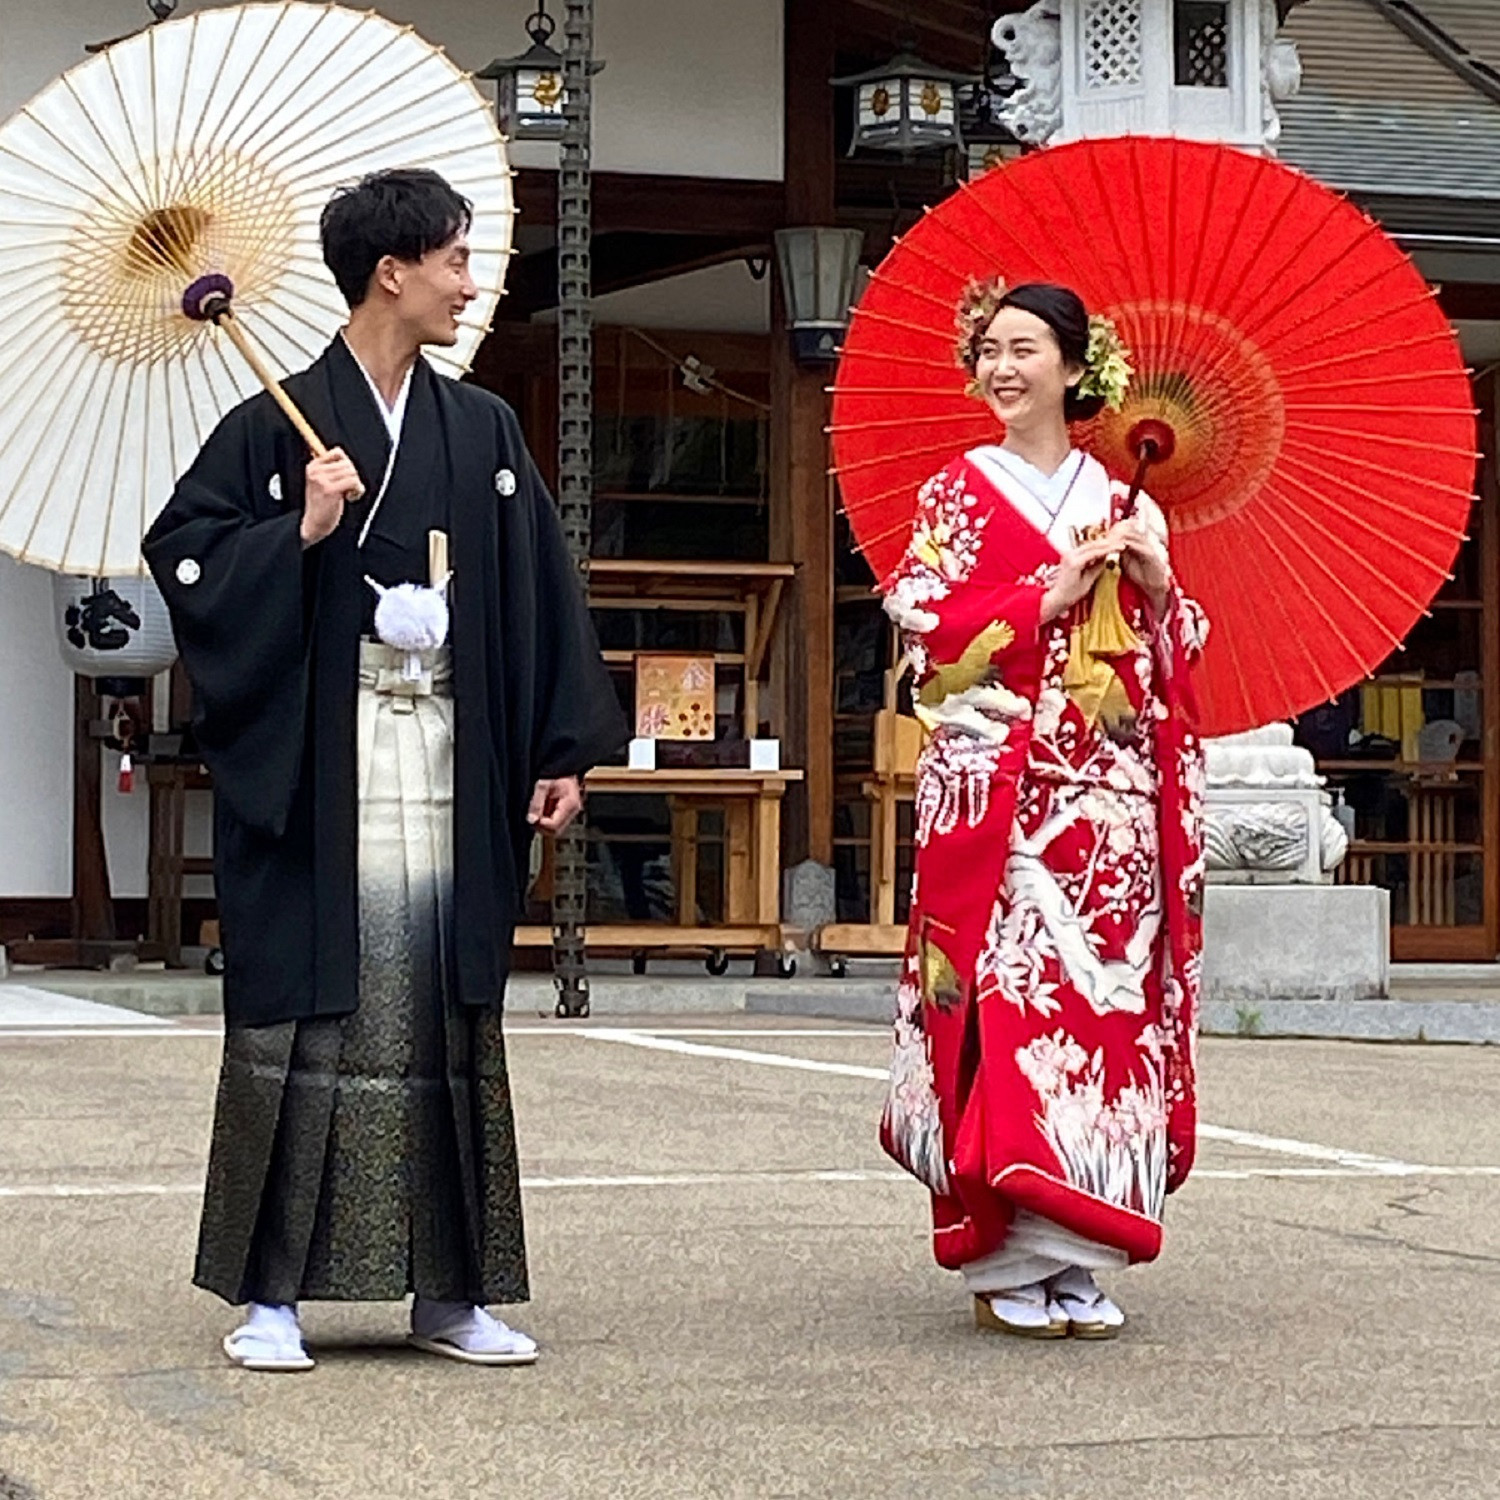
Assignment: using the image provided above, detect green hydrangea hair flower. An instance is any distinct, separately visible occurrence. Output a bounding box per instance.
[1076,314,1133,412]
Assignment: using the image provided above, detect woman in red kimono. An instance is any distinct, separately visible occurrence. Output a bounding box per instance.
[880,281,1207,1339]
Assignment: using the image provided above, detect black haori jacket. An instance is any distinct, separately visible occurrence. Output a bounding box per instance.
[143,339,626,1028]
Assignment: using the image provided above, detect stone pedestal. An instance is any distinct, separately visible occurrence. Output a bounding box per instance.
[1204,725,1349,883]
[1202,725,1388,1002]
[1203,884,1390,1004]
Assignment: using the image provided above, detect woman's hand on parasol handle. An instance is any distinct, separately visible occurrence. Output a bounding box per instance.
[1123,419,1177,515]
[1116,518,1172,613]
[1042,535,1118,623]
[1095,420,1178,612]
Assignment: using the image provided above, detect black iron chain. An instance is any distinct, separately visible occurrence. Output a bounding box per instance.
[551,0,596,1019]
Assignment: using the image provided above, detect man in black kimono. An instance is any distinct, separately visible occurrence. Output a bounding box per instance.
[144,168,624,1371]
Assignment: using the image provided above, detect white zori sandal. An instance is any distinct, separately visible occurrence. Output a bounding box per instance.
[407,1299,539,1366]
[222,1303,315,1373]
[1046,1267,1126,1340]
[973,1282,1070,1340]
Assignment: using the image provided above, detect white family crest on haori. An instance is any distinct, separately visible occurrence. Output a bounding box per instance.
[494,468,518,496]
[0,2,515,578]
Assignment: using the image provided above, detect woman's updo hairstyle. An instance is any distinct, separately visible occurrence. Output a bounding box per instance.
[956,278,1106,424]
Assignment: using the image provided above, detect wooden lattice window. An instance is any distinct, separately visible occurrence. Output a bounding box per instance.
[1175,0,1230,88]
[1082,0,1143,89]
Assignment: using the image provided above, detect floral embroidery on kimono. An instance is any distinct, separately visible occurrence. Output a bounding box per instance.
[877,451,1207,1270]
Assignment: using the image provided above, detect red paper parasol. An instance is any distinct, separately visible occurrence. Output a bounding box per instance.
[832,136,1478,737]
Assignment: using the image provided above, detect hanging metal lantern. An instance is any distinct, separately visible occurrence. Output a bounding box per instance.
[831,43,978,157]
[774,227,866,366]
[477,0,603,142]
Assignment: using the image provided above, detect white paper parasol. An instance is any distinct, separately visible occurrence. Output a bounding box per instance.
[0,1,514,577]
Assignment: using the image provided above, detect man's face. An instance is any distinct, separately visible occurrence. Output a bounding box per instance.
[387,231,477,346]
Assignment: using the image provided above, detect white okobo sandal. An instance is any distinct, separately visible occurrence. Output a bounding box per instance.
[407,1301,539,1367]
[221,1304,315,1373]
[973,1282,1070,1340]
[1047,1268,1126,1340]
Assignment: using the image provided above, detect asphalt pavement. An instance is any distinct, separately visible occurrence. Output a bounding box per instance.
[0,999,1496,1499]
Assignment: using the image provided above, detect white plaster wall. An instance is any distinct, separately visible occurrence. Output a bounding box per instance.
[373,0,785,180]
[0,557,72,897]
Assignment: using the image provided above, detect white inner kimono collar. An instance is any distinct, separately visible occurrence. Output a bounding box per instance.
[342,333,416,548]
[967,445,1112,546]
[342,331,414,445]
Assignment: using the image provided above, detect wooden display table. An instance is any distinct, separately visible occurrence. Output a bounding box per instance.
[587,560,794,739]
[516,765,803,971]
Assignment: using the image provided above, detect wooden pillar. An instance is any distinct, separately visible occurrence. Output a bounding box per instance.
[72,676,115,943]
[771,0,837,867]
[1478,371,1499,956]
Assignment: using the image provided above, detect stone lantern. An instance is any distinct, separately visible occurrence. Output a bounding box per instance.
[991,0,1303,153]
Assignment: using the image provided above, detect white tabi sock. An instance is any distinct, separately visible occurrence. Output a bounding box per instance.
[1047,1266,1125,1328]
[223,1302,312,1370]
[411,1297,537,1360]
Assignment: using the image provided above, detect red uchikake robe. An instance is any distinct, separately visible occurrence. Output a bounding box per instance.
[879,454,1208,1271]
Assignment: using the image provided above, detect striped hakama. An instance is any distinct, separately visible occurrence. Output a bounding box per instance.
[194,644,528,1307]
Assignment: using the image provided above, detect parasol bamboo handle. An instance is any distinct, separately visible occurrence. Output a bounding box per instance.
[1107,418,1180,570]
[214,313,330,458]
[1123,418,1178,514]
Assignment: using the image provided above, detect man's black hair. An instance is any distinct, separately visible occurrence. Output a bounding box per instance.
[320,167,474,308]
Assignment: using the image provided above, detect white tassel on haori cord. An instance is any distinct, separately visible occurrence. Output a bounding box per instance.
[367,577,451,681]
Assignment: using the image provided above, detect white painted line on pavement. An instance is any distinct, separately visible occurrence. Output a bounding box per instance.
[550,1027,888,1039]
[1195,1165,1500,1181]
[1197,1124,1419,1173]
[0,1024,885,1042]
[2,1164,1498,1202]
[581,1026,889,1080]
[0,1026,210,1039]
[0,1182,203,1199]
[579,1028,1435,1177]
[524,1169,908,1189]
[4,1024,1482,1188]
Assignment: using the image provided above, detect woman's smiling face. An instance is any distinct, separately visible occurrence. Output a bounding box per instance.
[973,305,1082,431]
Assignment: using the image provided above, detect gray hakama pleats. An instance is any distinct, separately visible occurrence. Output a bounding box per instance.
[194,644,528,1307]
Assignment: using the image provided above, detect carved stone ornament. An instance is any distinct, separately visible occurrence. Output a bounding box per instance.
[1260,0,1304,146]
[1204,723,1321,789]
[992,2,1063,147]
[1204,724,1348,881]
[1204,803,1309,872]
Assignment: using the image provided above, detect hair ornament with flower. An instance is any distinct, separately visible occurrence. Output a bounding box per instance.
[1077,314,1133,412]
[955,275,1007,394]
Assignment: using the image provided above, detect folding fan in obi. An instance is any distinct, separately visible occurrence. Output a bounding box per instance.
[0,1,514,578]
[832,136,1478,737]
